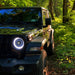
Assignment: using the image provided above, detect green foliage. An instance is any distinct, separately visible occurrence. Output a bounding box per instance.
[0,0,49,8]
[0,0,33,7]
[31,0,49,8]
[68,0,75,24]
[53,0,63,17]
[52,18,75,69]
[70,10,75,25]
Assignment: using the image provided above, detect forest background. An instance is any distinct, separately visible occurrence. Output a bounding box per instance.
[0,0,75,74]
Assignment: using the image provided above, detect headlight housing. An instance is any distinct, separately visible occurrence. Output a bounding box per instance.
[12,37,24,50]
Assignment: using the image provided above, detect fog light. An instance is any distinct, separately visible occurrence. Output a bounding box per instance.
[18,66,24,71]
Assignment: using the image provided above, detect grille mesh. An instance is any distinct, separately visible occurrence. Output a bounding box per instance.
[0,35,10,58]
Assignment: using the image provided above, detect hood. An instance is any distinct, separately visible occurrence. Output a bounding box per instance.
[0,26,38,35]
[0,26,24,35]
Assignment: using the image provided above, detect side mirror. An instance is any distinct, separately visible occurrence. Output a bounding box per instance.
[45,18,51,27]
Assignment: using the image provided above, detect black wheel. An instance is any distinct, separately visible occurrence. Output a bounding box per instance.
[47,30,54,55]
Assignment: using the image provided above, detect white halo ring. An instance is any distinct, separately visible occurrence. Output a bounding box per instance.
[13,37,24,50]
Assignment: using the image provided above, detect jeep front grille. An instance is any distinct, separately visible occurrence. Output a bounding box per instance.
[0,35,11,58]
[0,35,26,58]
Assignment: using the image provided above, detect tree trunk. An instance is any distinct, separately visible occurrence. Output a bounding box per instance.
[0,4,2,7]
[54,0,60,17]
[49,0,55,20]
[72,1,75,10]
[63,0,69,23]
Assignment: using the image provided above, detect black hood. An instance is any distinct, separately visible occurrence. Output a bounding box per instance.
[0,26,38,35]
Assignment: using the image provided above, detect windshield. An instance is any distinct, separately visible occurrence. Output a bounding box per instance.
[0,8,42,27]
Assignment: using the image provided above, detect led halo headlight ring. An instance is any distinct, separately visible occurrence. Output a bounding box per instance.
[12,37,24,50]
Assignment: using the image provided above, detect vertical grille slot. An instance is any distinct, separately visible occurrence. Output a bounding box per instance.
[0,36,3,57]
[0,35,9,58]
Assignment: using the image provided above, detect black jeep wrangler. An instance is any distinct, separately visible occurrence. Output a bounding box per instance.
[0,7,54,75]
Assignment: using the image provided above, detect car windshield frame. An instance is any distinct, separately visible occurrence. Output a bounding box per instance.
[0,7,42,28]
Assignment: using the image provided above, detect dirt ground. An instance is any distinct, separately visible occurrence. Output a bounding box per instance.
[47,55,75,75]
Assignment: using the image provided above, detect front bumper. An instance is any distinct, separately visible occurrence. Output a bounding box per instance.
[0,54,43,75]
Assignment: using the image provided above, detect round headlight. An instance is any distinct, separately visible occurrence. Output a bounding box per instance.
[12,37,24,50]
